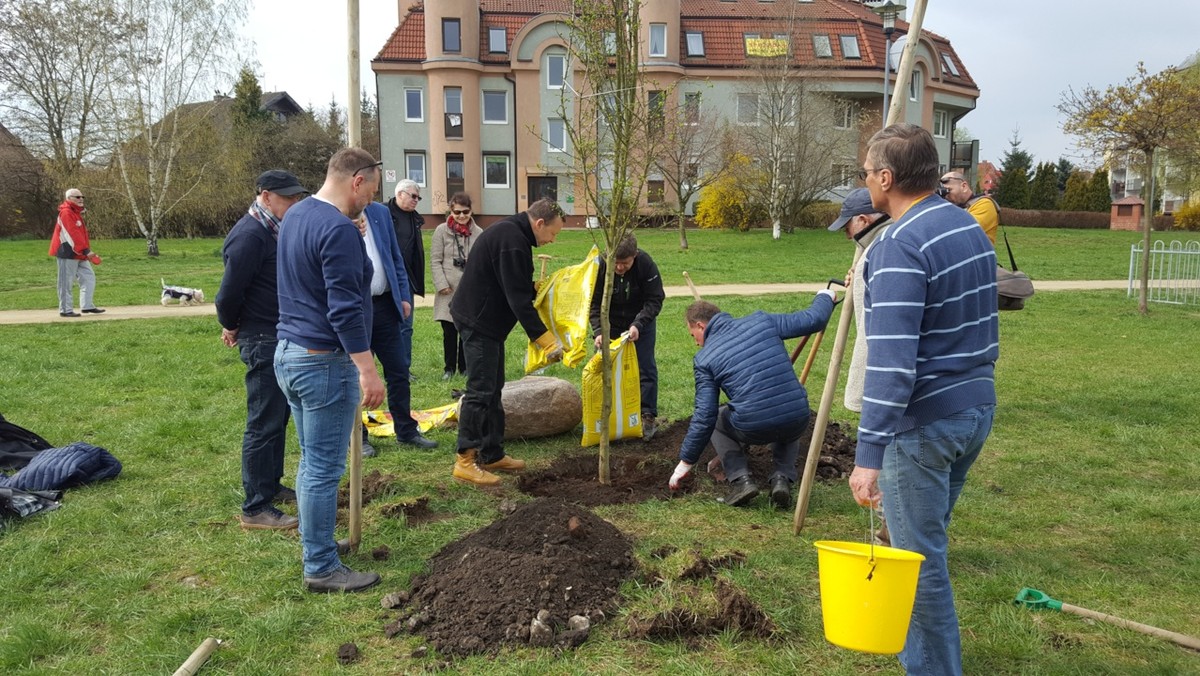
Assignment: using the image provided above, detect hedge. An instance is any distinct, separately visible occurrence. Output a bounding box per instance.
[999,207,1174,231]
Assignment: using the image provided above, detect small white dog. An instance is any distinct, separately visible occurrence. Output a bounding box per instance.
[161,278,205,306]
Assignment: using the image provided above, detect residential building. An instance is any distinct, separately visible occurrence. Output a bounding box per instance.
[371,0,979,222]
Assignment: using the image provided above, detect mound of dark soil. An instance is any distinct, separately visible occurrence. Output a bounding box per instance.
[392,498,636,657]
[517,414,857,506]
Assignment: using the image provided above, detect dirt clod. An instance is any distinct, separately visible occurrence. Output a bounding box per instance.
[392,498,636,657]
[371,545,391,561]
[337,469,397,507]
[335,642,359,665]
[679,551,747,581]
[625,580,774,640]
[380,496,448,526]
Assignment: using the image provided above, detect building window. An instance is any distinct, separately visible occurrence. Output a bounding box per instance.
[483,90,507,124]
[648,90,665,135]
[489,26,506,54]
[547,54,565,89]
[833,163,855,188]
[443,19,461,53]
[683,92,701,125]
[405,153,426,186]
[446,153,464,196]
[404,88,423,122]
[737,93,759,125]
[933,110,948,138]
[941,51,960,77]
[839,35,860,59]
[649,23,667,57]
[909,70,922,102]
[812,34,832,58]
[604,32,616,55]
[484,155,509,188]
[685,31,705,57]
[834,99,856,130]
[548,118,566,152]
[746,34,788,57]
[444,87,463,139]
[647,179,665,204]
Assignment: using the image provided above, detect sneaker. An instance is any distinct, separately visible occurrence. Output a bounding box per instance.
[398,433,437,449]
[361,439,377,458]
[81,308,106,314]
[59,311,81,317]
[304,564,381,593]
[274,486,297,503]
[442,370,454,381]
[769,477,793,509]
[718,477,760,507]
[240,506,299,530]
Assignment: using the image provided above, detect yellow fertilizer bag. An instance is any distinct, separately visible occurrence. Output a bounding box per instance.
[526,246,600,373]
[580,334,643,446]
[364,401,460,436]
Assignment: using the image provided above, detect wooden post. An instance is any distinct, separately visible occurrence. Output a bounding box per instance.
[346,0,361,148]
[172,638,220,676]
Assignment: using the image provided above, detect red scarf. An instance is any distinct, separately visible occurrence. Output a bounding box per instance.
[449,218,472,238]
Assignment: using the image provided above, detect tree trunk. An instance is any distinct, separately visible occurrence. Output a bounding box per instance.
[1137,148,1155,315]
[597,257,615,485]
[146,234,159,257]
[677,212,689,250]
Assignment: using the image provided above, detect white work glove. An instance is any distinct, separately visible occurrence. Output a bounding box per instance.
[818,288,837,303]
[668,461,693,490]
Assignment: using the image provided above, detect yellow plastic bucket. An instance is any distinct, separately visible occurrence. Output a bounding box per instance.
[814,540,926,654]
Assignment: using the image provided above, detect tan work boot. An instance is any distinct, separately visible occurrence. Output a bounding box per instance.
[453,449,500,486]
[482,455,526,472]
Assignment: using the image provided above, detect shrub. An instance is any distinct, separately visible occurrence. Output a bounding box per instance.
[694,155,761,231]
[794,201,842,230]
[998,208,1110,229]
[1173,202,1200,231]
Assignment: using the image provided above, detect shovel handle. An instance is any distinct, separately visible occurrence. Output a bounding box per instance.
[1060,603,1200,651]
[682,271,701,301]
[347,408,363,551]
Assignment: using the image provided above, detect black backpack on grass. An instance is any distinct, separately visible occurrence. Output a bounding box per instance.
[0,412,53,472]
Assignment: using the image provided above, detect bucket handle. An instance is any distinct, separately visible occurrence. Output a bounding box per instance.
[865,508,878,580]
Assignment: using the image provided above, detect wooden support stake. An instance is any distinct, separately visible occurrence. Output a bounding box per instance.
[173,637,220,676]
[682,271,701,301]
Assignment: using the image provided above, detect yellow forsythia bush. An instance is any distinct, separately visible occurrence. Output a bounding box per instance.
[1172,202,1200,231]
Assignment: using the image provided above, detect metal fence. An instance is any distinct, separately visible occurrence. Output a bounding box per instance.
[1128,240,1200,305]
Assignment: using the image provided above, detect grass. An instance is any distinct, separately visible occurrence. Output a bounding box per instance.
[0,226,1165,311]
[1,232,1199,673]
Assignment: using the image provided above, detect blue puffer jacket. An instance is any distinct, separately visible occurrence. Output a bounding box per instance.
[0,442,121,491]
[679,296,834,464]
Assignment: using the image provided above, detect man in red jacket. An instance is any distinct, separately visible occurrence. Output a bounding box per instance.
[49,188,104,317]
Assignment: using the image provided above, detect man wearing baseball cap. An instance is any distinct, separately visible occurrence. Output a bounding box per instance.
[216,169,308,531]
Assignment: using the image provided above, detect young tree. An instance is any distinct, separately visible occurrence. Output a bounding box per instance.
[994,131,1033,209]
[102,0,248,255]
[1055,157,1076,196]
[1028,161,1060,210]
[0,0,138,181]
[1086,168,1112,213]
[1059,169,1092,212]
[1060,62,1200,313]
[653,88,737,249]
[559,0,663,484]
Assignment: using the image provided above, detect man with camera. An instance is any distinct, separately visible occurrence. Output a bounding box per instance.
[940,171,998,244]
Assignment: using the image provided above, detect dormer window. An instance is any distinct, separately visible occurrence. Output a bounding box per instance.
[489,26,506,54]
[812,35,832,58]
[685,31,705,57]
[839,35,860,59]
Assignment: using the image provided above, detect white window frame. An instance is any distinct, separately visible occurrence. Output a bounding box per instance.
[834,99,856,130]
[839,35,860,59]
[483,155,509,189]
[833,163,856,188]
[548,118,566,152]
[933,110,948,138]
[941,51,960,77]
[683,91,701,125]
[489,26,506,54]
[444,87,462,116]
[405,153,426,187]
[649,23,667,58]
[547,54,565,89]
[685,31,705,57]
[909,70,922,102]
[737,93,759,125]
[812,34,832,58]
[404,88,423,122]
[482,90,507,124]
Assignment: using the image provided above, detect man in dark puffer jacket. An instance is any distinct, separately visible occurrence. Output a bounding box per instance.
[669,292,836,508]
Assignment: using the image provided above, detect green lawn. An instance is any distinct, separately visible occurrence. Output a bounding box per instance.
[0,226,1151,311]
[1,232,1198,674]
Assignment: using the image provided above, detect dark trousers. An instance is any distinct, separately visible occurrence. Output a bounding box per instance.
[239,333,290,515]
[439,320,465,374]
[604,320,658,417]
[711,405,807,484]
[455,324,507,464]
[371,292,418,439]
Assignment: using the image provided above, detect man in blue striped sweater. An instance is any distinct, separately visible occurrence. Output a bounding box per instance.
[848,124,998,675]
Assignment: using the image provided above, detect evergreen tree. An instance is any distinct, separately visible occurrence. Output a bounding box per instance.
[324,96,345,145]
[231,67,269,130]
[1086,169,1112,212]
[1029,162,1060,210]
[994,132,1033,208]
[1055,157,1076,194]
[1060,170,1092,211]
[359,89,380,160]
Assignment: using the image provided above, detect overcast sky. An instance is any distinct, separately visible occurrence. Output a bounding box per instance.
[250,0,1200,169]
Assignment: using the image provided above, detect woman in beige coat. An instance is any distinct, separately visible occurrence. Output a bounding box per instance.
[430,192,484,380]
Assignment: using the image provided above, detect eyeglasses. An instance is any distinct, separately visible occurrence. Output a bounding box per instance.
[402,191,422,203]
[70,195,85,200]
[352,160,383,177]
[451,209,471,215]
[857,167,884,181]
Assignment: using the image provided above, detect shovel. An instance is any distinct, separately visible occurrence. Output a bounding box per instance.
[336,409,363,555]
[1014,587,1200,651]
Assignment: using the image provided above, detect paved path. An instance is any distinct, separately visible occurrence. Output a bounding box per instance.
[0,280,1129,326]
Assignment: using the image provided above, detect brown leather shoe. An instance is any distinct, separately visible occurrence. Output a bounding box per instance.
[453,449,500,486]
[482,455,526,472]
[240,507,299,530]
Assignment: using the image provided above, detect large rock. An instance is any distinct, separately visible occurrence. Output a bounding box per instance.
[501,376,582,440]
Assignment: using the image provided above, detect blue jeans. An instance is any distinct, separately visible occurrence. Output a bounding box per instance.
[371,292,418,439]
[239,334,290,515]
[633,321,658,418]
[274,339,358,578]
[710,405,807,483]
[879,404,994,676]
[455,325,507,464]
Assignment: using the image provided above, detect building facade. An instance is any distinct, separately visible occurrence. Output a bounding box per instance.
[371,0,979,221]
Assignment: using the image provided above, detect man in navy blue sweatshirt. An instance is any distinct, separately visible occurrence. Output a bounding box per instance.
[274,148,386,593]
[216,170,307,531]
[849,123,998,675]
